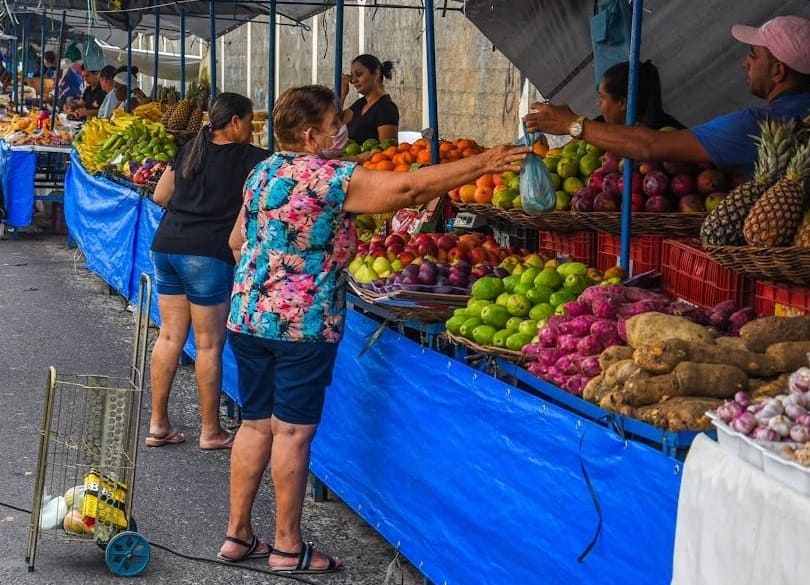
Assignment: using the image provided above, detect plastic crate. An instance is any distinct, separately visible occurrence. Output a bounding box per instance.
[661,239,752,310]
[755,281,810,316]
[488,217,538,252]
[538,231,596,265]
[595,233,667,275]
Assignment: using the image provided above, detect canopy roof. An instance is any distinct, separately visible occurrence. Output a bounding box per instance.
[463,0,810,126]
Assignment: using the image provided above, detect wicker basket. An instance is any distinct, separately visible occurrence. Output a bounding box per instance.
[453,201,586,233]
[445,330,525,363]
[576,211,707,236]
[703,245,810,286]
[347,278,465,322]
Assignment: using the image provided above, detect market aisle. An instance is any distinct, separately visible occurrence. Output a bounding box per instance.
[0,234,421,585]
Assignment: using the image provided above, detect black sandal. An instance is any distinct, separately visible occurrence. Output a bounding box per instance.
[269,541,342,574]
[217,534,270,563]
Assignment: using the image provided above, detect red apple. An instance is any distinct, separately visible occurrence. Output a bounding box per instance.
[642,170,669,197]
[384,233,407,248]
[587,168,608,191]
[417,241,439,258]
[618,172,643,194]
[645,194,673,212]
[638,161,660,175]
[447,247,469,263]
[370,234,386,245]
[436,234,456,251]
[601,152,621,173]
[437,248,448,262]
[370,248,388,258]
[696,169,726,194]
[678,194,706,213]
[469,246,489,265]
[631,192,646,212]
[670,173,697,197]
[398,250,416,265]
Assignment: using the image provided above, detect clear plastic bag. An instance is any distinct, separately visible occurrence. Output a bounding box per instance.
[519,123,556,215]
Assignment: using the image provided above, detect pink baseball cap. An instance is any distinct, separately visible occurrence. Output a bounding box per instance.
[731,15,810,74]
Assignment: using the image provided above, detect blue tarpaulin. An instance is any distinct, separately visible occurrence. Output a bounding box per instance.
[312,310,682,585]
[64,150,139,299]
[0,144,36,228]
[130,198,164,326]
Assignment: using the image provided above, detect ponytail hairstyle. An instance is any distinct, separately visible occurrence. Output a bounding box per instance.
[353,54,394,83]
[178,92,253,180]
[600,60,666,128]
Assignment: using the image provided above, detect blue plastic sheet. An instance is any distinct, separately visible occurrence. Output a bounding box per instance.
[311,310,682,585]
[0,144,37,228]
[129,198,164,325]
[63,150,139,298]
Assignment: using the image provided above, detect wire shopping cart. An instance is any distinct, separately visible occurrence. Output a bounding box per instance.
[26,274,153,577]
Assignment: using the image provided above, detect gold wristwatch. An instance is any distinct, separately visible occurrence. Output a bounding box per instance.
[568,115,585,138]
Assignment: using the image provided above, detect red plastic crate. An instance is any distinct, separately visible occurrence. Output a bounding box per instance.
[538,231,595,265]
[661,239,752,310]
[596,233,667,275]
[755,281,810,316]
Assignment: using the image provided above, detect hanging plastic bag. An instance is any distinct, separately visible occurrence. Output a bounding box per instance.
[519,122,556,215]
[82,38,106,73]
[591,0,631,89]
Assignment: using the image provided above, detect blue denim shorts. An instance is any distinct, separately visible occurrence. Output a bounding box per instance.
[228,331,339,425]
[151,252,234,306]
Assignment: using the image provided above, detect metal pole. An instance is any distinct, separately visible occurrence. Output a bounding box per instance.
[21,14,30,111]
[619,0,643,273]
[50,11,65,130]
[126,20,133,111]
[152,5,160,100]
[267,0,276,150]
[209,1,217,100]
[334,0,344,99]
[179,8,186,99]
[424,0,440,164]
[11,21,17,113]
[38,12,45,109]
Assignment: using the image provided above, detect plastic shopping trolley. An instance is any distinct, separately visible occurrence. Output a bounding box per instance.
[26,274,153,576]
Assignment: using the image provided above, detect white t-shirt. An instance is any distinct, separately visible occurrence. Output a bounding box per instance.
[98,90,119,119]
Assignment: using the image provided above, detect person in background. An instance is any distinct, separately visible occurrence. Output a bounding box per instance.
[41,50,58,78]
[217,84,527,573]
[57,45,84,109]
[597,60,685,129]
[525,15,810,180]
[96,66,119,119]
[340,54,399,144]
[112,68,145,112]
[80,67,107,114]
[148,93,268,451]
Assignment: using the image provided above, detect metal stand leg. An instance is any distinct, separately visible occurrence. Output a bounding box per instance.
[311,474,328,502]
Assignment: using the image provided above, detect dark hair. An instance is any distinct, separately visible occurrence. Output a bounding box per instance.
[178,92,253,180]
[273,85,336,149]
[601,60,667,128]
[100,65,116,80]
[115,65,139,76]
[44,50,56,63]
[353,54,394,82]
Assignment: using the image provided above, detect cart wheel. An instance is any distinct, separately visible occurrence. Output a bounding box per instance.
[105,531,151,577]
[96,516,138,550]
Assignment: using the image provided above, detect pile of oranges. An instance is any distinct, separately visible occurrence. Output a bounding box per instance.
[361,137,484,171]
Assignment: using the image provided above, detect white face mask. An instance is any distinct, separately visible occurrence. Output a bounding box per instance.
[316,124,349,159]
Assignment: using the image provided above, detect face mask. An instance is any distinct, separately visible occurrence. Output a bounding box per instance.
[317,124,348,159]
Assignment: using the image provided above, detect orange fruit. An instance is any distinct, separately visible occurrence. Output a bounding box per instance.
[459,184,477,203]
[532,141,549,157]
[492,174,504,186]
[370,152,386,164]
[383,146,398,159]
[416,149,432,165]
[462,148,477,158]
[376,160,395,171]
[400,151,415,165]
[473,186,493,204]
[456,138,476,151]
[445,149,462,161]
[448,188,461,202]
[397,142,411,152]
[439,141,453,154]
[413,138,428,149]
[394,163,410,172]
[476,174,494,189]
[363,161,377,170]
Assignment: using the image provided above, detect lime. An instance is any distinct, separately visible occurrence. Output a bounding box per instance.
[526,285,552,305]
[505,316,523,332]
[543,156,561,173]
[361,138,380,152]
[557,158,579,179]
[502,275,519,293]
[481,304,511,329]
[495,292,510,306]
[344,142,361,156]
[519,267,540,287]
[557,262,587,277]
[471,276,505,301]
[465,299,491,318]
[549,172,562,189]
[459,317,483,339]
[549,289,576,307]
[453,308,469,318]
[579,154,601,176]
[506,293,531,317]
[534,268,563,290]
[555,191,571,210]
[492,329,511,348]
[445,315,466,335]
[563,274,587,295]
[529,303,555,322]
[505,332,532,351]
[563,176,584,194]
[513,283,531,296]
[472,324,497,346]
[518,319,539,337]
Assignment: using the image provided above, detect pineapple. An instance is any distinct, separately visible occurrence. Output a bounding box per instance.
[743,142,810,247]
[791,211,810,247]
[187,107,204,133]
[700,120,795,246]
[167,98,192,130]
[161,104,176,126]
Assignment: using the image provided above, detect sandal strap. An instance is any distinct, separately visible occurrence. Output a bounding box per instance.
[271,541,305,559]
[224,534,257,552]
[298,541,313,571]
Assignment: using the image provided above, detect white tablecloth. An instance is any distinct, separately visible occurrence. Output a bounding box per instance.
[672,434,810,585]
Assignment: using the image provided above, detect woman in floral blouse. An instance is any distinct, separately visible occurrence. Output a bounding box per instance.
[218,84,528,573]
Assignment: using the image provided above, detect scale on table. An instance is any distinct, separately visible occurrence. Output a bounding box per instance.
[452,212,487,230]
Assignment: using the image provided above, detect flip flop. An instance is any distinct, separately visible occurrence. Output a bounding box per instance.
[145,430,186,448]
[217,535,271,563]
[200,433,235,451]
[269,541,343,574]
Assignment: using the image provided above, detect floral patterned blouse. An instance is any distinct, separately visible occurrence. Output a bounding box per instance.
[227,153,358,343]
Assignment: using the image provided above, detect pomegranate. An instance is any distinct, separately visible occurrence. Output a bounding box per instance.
[645,194,673,213]
[670,173,697,197]
[696,169,726,194]
[642,170,669,197]
[601,172,621,194]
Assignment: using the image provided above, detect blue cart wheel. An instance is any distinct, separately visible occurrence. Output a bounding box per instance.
[105,531,151,577]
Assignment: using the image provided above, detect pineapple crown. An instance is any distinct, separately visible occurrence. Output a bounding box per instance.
[785,141,810,186]
[753,118,795,184]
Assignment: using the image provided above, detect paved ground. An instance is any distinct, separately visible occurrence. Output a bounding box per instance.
[0,226,421,584]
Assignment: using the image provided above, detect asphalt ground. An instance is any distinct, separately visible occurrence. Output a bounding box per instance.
[0,225,421,585]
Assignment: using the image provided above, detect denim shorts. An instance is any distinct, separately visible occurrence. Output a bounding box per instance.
[151,252,234,306]
[228,331,339,425]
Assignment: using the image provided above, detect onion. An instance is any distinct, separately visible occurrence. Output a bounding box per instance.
[753,427,779,441]
[795,414,810,428]
[768,414,792,438]
[731,412,757,435]
[716,401,744,423]
[785,403,809,421]
[789,367,810,394]
[789,424,810,443]
[784,393,807,409]
[758,399,784,420]
[734,391,751,407]
[747,402,764,414]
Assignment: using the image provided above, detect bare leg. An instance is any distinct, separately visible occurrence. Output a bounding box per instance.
[149,294,191,438]
[188,301,231,447]
[269,417,342,571]
[218,419,273,559]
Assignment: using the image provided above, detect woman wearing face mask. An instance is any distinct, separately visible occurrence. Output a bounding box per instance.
[217,84,529,573]
[340,53,399,144]
[148,93,268,451]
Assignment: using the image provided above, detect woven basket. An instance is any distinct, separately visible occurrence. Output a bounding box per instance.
[452,202,586,233]
[347,279,461,322]
[703,245,810,286]
[576,211,707,236]
[445,330,525,363]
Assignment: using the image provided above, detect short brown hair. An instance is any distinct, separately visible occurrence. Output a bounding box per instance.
[273,85,336,149]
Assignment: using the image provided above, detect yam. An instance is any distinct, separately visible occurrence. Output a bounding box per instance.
[740,316,810,353]
[634,397,722,431]
[615,361,647,385]
[622,374,679,407]
[634,338,776,377]
[751,373,790,399]
[765,341,810,372]
[715,336,749,351]
[626,312,715,348]
[633,339,690,373]
[604,359,633,387]
[582,375,605,403]
[599,389,626,411]
[598,345,634,372]
[672,361,748,397]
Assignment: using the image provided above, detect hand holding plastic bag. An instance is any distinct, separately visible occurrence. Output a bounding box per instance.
[519,122,556,215]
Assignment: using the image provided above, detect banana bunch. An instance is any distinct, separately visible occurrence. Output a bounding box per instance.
[73,117,118,173]
[133,101,164,123]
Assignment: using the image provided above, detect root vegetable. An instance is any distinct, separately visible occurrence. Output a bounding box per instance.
[728,308,756,335]
[577,335,607,357]
[634,397,721,430]
[560,315,600,336]
[581,355,602,378]
[715,336,749,351]
[751,374,790,399]
[604,359,634,388]
[672,362,748,397]
[740,316,810,353]
[623,374,680,407]
[598,346,634,371]
[539,325,559,348]
[633,338,776,376]
[583,375,605,402]
[731,412,757,435]
[789,367,810,393]
[709,300,738,330]
[617,298,670,318]
[626,312,715,348]
[564,375,590,396]
[592,297,620,319]
[766,341,810,372]
[564,301,592,317]
[768,414,792,438]
[633,339,690,374]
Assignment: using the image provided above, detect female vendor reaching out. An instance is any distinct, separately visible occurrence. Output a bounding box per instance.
[340,54,399,144]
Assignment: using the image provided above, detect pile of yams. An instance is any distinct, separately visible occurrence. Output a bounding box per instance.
[361,137,484,171]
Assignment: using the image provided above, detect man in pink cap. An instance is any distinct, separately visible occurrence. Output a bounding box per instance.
[525,15,810,180]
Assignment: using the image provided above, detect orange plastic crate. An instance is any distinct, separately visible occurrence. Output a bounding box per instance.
[538,231,595,265]
[755,281,810,316]
[595,233,667,275]
[661,239,752,310]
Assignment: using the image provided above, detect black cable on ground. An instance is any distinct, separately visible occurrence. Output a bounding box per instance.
[0,500,320,584]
